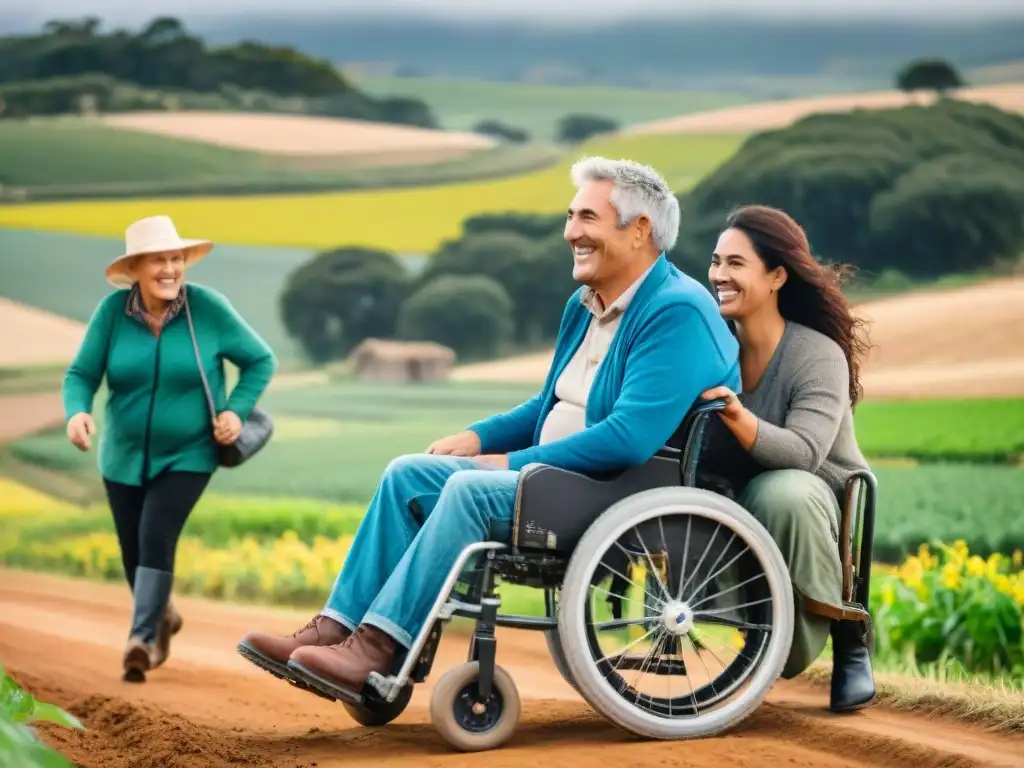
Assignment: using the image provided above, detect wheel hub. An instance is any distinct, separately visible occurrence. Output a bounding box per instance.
[661,601,694,635]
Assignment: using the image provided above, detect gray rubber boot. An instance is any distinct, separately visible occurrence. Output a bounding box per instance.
[123,566,174,683]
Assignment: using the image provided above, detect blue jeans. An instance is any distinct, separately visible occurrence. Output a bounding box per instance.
[321,454,519,648]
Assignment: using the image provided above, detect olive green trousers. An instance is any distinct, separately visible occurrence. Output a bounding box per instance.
[738,469,845,679]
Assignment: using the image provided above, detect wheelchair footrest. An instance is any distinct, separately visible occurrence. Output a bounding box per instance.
[606,654,687,676]
[804,596,870,622]
[366,671,401,701]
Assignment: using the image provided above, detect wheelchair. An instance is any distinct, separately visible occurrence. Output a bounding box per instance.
[305,400,878,752]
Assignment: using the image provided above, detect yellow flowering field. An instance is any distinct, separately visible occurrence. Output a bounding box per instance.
[872,542,1024,676]
[0,528,353,606]
[0,479,80,517]
[0,133,743,254]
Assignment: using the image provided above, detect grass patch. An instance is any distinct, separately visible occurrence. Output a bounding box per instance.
[356,76,750,141]
[801,661,1024,733]
[0,364,67,396]
[0,132,745,254]
[0,118,563,201]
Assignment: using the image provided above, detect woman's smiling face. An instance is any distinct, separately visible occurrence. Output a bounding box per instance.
[709,227,785,320]
[132,249,185,303]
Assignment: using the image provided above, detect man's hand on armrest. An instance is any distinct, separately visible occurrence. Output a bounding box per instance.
[426,430,482,457]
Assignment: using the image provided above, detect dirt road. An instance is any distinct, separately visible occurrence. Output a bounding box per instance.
[2,571,1022,768]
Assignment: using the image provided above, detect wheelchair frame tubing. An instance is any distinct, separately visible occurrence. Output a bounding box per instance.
[467,552,499,700]
[368,540,508,703]
[851,469,878,610]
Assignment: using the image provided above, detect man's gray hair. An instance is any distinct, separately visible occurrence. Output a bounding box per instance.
[569,156,680,252]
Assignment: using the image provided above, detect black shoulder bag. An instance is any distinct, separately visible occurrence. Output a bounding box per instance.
[184,294,274,468]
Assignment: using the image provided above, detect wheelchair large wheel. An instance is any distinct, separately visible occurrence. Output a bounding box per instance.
[558,486,794,741]
[543,590,579,693]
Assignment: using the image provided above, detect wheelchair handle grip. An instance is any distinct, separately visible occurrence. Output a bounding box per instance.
[693,398,727,415]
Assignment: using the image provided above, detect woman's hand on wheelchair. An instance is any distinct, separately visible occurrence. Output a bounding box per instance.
[426,430,482,457]
[701,386,744,420]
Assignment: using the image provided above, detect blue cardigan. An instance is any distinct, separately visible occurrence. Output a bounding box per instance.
[467,254,740,474]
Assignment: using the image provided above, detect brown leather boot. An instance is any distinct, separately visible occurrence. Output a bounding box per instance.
[288,624,397,695]
[237,614,350,681]
[123,636,158,683]
[152,601,183,669]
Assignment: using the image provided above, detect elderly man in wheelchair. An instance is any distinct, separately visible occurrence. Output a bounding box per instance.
[238,158,878,752]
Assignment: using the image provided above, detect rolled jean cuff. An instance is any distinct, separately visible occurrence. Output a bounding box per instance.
[320,607,358,633]
[362,612,413,649]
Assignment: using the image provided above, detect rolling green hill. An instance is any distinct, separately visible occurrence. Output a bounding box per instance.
[0,118,561,201]
[355,76,750,140]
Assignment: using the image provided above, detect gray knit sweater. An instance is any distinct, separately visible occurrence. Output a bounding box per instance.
[701,321,870,500]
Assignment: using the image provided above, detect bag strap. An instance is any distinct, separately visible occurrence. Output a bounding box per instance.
[184,291,218,422]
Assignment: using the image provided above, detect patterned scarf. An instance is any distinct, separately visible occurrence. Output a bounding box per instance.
[125,283,186,328]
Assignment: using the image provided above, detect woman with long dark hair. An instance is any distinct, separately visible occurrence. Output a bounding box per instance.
[699,204,876,712]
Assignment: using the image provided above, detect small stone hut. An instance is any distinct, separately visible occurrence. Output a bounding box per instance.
[348,338,456,383]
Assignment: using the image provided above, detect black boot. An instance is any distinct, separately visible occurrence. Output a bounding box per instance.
[123,566,174,683]
[829,617,876,712]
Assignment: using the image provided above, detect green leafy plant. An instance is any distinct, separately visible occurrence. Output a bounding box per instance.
[1,664,83,768]
[871,543,1024,677]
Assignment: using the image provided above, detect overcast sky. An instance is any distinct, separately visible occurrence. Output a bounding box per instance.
[10,0,1024,25]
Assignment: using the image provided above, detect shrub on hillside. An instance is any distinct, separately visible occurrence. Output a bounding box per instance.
[461,211,566,240]
[421,229,574,344]
[472,120,531,143]
[895,57,965,94]
[280,247,412,364]
[397,275,515,360]
[556,113,619,143]
[673,100,1024,278]
[868,155,1024,277]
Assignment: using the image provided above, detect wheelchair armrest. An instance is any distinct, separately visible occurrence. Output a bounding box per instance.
[513,452,682,554]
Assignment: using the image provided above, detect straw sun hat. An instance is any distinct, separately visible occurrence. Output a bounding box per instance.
[105,215,214,288]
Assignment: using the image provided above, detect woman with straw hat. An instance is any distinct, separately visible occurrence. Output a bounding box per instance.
[62,215,277,683]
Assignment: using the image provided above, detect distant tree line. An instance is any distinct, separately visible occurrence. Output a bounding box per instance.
[0,17,437,126]
[281,99,1024,364]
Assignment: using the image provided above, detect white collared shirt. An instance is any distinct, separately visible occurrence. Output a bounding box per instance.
[538,262,655,445]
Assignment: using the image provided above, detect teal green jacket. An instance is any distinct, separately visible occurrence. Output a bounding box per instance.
[62,283,277,486]
[467,254,741,474]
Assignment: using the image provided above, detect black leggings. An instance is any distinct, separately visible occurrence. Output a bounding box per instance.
[104,470,211,586]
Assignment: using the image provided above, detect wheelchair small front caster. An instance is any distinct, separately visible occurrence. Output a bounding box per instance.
[430,660,520,752]
[343,683,414,727]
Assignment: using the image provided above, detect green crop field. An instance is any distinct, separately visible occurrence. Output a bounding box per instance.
[0,132,745,254]
[870,463,1024,561]
[7,381,1023,562]
[0,118,562,200]
[855,398,1024,462]
[356,76,750,140]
